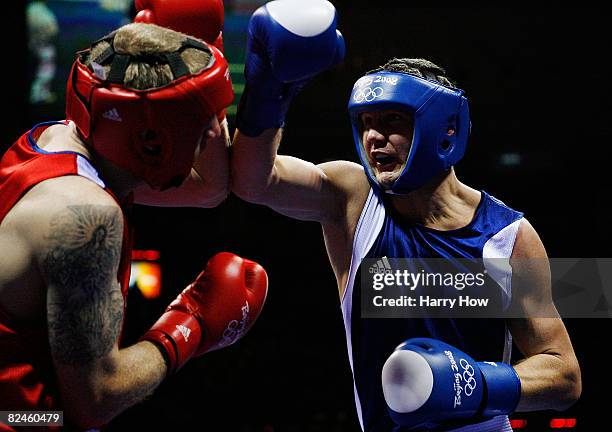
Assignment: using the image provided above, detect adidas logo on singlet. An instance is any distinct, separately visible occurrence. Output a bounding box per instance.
[369,256,393,274]
[176,324,191,342]
[102,108,122,122]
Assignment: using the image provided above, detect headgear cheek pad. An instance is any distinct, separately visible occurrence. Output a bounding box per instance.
[348,71,470,194]
[65,33,233,190]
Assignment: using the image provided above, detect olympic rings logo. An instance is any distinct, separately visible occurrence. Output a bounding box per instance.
[353,86,384,103]
[460,359,478,396]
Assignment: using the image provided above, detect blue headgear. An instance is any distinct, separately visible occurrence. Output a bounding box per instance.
[348,71,470,194]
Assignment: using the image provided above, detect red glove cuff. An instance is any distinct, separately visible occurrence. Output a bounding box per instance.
[141,311,202,375]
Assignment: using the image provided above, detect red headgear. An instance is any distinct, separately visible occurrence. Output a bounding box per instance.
[65,31,233,190]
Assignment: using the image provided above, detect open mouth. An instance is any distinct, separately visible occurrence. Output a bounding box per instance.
[373,154,397,170]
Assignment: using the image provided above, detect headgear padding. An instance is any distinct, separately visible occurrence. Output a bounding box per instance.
[348,72,470,194]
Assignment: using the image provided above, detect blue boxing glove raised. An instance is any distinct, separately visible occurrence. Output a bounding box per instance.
[382,338,521,430]
[236,0,345,137]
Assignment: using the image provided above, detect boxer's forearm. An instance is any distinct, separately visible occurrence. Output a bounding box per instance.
[133,167,229,208]
[61,341,167,429]
[98,341,168,418]
[232,130,342,222]
[191,119,231,205]
[231,128,283,201]
[513,352,581,412]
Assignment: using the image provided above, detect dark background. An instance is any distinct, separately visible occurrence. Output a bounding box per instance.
[4,4,611,431]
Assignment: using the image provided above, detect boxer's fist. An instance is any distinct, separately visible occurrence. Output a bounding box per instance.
[134,0,224,48]
[382,338,521,430]
[247,0,344,83]
[142,253,268,375]
[236,0,345,137]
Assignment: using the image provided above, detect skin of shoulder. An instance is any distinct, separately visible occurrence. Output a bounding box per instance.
[0,175,124,324]
[317,160,371,296]
[509,218,552,306]
[2,175,123,262]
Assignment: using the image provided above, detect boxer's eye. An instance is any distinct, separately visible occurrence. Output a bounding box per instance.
[360,114,374,128]
[384,112,409,125]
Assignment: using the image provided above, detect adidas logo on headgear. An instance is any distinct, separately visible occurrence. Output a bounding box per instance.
[102,108,122,122]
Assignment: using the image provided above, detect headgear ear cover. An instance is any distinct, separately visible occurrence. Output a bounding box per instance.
[65,31,233,190]
[348,71,470,194]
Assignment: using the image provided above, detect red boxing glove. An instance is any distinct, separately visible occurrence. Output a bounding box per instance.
[142,252,268,375]
[134,0,224,46]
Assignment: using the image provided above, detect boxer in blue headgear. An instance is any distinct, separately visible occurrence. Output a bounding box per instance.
[229,3,580,428]
[348,71,470,194]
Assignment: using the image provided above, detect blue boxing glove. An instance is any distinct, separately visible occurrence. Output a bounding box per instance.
[236,0,345,137]
[382,338,521,430]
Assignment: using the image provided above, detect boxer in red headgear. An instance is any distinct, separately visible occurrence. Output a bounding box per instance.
[128,0,231,204]
[0,22,267,431]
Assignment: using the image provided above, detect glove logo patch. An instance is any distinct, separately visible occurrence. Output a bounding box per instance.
[217,301,250,349]
[444,350,478,408]
[176,324,192,342]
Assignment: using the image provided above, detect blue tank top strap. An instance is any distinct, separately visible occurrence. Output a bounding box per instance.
[26,120,106,189]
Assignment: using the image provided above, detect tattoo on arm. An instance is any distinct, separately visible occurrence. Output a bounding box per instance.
[44,205,124,366]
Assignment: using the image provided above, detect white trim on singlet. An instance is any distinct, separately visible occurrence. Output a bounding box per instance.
[341,188,386,431]
[76,155,106,189]
[483,217,523,364]
[483,218,523,310]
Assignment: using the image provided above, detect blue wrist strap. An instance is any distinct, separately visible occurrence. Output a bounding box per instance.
[478,362,521,417]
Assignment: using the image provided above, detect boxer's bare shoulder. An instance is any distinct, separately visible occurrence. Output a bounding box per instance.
[2,175,121,249]
[317,159,369,228]
[318,160,370,295]
[0,175,123,325]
